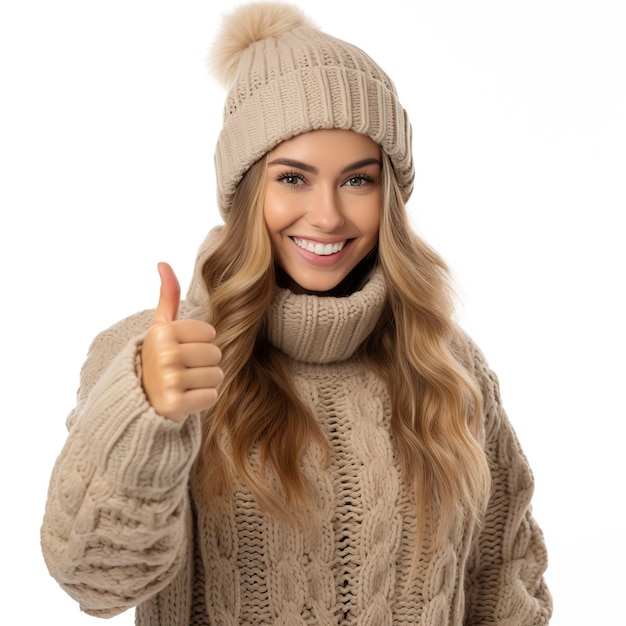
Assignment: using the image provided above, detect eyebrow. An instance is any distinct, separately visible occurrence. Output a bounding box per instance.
[267,157,382,175]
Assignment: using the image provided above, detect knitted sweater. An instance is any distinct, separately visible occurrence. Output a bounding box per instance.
[41,241,552,625]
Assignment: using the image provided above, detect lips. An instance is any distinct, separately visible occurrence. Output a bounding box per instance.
[291,237,348,256]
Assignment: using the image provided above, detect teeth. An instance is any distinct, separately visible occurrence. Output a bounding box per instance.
[293,238,347,256]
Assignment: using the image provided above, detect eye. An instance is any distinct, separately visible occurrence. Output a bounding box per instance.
[344,174,375,188]
[276,172,307,187]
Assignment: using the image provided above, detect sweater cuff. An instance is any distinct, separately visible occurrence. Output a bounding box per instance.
[75,336,202,496]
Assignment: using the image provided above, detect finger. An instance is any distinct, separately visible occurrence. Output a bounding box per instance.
[176,388,220,419]
[152,262,181,324]
[180,343,222,368]
[170,319,217,344]
[179,366,224,390]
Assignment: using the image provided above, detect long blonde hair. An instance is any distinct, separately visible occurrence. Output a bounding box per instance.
[194,152,491,547]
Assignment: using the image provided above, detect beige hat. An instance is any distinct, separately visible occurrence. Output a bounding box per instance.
[210,2,414,218]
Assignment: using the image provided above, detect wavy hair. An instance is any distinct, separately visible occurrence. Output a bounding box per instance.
[193,151,491,548]
[193,155,326,514]
[365,155,491,547]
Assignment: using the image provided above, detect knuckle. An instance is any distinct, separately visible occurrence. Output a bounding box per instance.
[160,368,183,389]
[159,348,183,369]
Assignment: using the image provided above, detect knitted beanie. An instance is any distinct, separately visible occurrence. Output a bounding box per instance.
[209,2,414,218]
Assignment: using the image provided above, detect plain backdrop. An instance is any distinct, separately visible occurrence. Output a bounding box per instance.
[1,1,624,623]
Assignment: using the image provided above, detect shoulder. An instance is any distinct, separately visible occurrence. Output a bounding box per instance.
[450,327,506,438]
[450,326,492,385]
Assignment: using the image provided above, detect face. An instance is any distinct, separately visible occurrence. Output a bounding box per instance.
[264,129,382,295]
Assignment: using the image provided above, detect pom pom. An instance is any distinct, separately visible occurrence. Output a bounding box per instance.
[209,2,316,86]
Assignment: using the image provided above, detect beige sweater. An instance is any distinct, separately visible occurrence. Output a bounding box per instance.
[41,252,551,625]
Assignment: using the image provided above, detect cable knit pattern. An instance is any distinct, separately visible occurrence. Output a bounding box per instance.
[41,269,552,624]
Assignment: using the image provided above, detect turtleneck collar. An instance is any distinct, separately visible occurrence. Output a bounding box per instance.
[186,228,387,364]
[266,268,387,364]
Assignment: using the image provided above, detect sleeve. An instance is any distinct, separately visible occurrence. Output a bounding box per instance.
[463,342,553,626]
[40,310,203,618]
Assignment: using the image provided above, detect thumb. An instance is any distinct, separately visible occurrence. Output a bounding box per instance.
[152,262,181,324]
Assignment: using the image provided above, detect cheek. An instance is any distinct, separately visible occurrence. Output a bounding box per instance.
[358,201,381,239]
[263,191,295,234]
[369,210,381,236]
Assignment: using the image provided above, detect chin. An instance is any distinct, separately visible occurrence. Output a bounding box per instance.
[287,274,346,296]
[277,247,378,297]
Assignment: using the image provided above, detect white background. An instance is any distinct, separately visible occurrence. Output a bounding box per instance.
[1,1,624,624]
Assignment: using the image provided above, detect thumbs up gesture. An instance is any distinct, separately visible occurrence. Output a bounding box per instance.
[141,263,223,422]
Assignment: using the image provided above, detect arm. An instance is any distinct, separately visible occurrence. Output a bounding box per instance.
[464,344,552,626]
[41,309,202,617]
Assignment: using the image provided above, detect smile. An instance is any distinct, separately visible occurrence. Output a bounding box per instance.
[292,237,348,256]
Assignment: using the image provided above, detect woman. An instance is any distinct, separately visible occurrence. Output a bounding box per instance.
[41,3,552,624]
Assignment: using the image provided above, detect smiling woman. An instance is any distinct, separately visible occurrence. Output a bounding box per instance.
[265,129,382,295]
[40,2,552,625]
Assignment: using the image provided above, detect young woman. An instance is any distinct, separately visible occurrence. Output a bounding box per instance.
[41,3,552,624]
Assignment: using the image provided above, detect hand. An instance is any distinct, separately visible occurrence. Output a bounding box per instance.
[140,262,223,422]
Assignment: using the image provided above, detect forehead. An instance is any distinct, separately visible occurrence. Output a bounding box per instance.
[269,129,380,162]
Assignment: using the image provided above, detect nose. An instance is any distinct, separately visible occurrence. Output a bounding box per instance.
[306,186,344,231]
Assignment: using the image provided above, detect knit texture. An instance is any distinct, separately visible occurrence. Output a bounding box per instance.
[210,3,414,218]
[41,247,551,624]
